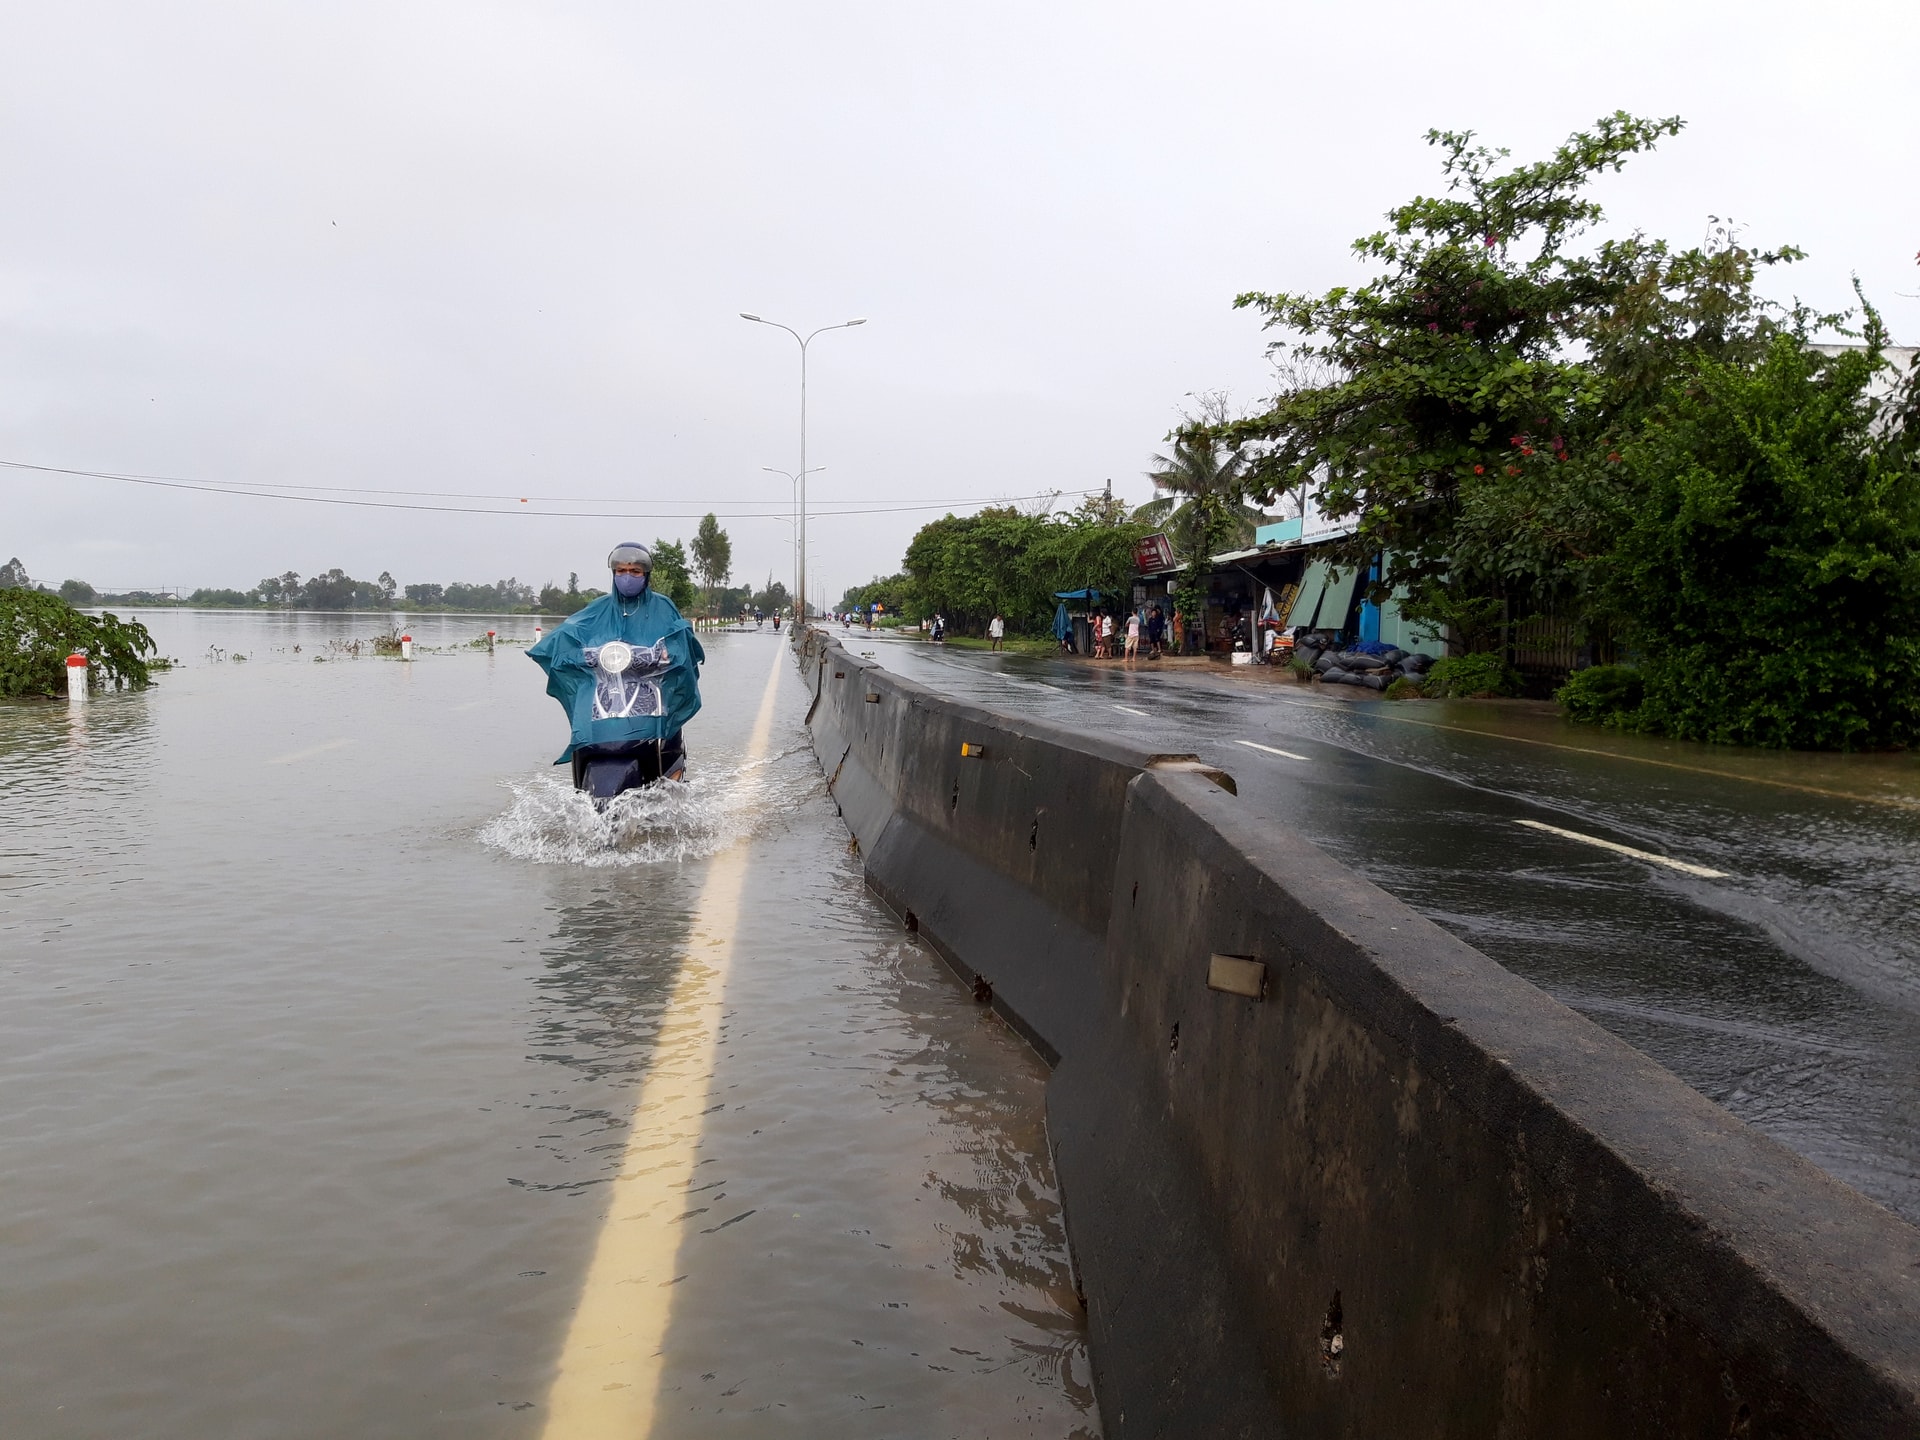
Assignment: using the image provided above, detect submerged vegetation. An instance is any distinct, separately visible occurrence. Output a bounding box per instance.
[0,588,156,698]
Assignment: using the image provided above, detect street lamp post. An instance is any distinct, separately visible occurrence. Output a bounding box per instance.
[739,313,866,618]
[762,465,825,614]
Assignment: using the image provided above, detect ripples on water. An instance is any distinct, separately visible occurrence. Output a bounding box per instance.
[478,747,811,867]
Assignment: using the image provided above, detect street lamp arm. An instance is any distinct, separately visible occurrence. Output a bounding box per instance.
[740,314,805,347]
[802,319,868,346]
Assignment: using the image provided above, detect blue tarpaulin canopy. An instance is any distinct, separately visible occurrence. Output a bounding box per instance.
[1052,588,1104,602]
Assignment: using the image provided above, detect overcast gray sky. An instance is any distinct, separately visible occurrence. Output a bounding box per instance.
[2,0,1915,603]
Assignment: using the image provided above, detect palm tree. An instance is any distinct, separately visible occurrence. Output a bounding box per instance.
[1132,431,1263,560]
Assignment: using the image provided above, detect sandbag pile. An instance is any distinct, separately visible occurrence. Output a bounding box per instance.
[1295,638,1432,692]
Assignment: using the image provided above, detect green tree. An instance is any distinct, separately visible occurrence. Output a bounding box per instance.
[690,514,732,608]
[538,582,595,615]
[1135,396,1262,559]
[841,573,917,618]
[1222,113,1693,624]
[749,576,791,614]
[1597,323,1920,748]
[1,588,156,697]
[59,579,98,605]
[1074,487,1130,526]
[903,507,1149,634]
[1135,425,1256,621]
[650,538,698,610]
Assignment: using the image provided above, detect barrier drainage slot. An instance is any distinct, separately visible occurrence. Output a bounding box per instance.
[1207,953,1267,1000]
[865,692,881,704]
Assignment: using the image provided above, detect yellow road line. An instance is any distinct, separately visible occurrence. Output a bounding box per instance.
[538,640,786,1438]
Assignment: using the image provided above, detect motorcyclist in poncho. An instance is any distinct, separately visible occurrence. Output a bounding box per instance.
[528,541,705,802]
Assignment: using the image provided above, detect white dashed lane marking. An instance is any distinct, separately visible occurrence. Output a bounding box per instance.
[1237,739,1309,761]
[1112,704,1149,717]
[1515,819,1727,879]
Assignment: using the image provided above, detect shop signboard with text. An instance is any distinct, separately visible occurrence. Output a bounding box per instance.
[1134,532,1177,573]
[1300,467,1360,543]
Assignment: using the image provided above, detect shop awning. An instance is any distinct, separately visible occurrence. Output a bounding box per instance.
[1317,564,1363,629]
[1052,588,1105,602]
[1285,561,1329,627]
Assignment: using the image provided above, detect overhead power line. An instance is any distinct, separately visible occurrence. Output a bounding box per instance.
[0,459,1097,520]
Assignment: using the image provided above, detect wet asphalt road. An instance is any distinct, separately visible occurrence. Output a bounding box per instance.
[840,626,1920,1229]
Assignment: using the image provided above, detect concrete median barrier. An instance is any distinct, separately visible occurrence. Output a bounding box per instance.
[792,627,1920,1438]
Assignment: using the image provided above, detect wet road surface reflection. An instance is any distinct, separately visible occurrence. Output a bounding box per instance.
[862,629,1920,1226]
[0,611,1094,1438]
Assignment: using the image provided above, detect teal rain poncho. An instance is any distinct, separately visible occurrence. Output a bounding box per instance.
[527,587,705,764]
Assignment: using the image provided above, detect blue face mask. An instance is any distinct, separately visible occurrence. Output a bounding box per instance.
[612,572,648,599]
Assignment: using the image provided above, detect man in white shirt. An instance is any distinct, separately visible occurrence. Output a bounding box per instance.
[988,613,1005,651]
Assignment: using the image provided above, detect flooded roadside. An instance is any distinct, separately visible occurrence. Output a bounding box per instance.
[0,612,1094,1438]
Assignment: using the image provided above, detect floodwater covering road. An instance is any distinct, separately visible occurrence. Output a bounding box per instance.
[0,611,1096,1439]
[857,626,1920,1229]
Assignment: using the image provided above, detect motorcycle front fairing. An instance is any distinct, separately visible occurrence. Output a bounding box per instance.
[527,589,705,769]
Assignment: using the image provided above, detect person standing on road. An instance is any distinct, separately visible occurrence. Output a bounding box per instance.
[988,613,1005,652]
[1171,605,1185,655]
[1124,610,1140,662]
[1145,605,1166,660]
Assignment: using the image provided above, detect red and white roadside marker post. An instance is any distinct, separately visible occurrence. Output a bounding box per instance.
[65,653,88,703]
[400,634,413,661]
[486,629,496,654]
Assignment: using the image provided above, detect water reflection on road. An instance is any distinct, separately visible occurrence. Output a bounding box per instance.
[0,611,1094,1439]
[866,629,1920,1227]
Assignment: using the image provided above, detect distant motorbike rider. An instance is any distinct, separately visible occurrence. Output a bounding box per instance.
[528,542,705,801]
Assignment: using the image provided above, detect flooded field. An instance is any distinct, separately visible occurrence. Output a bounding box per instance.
[0,611,1096,1439]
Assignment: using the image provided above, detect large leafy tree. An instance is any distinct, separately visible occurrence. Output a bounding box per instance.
[1221,113,1706,625]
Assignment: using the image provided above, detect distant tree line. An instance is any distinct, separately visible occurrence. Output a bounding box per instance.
[12,525,718,617]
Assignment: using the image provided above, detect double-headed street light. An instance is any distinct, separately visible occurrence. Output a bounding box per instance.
[739,313,867,618]
[761,465,826,611]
